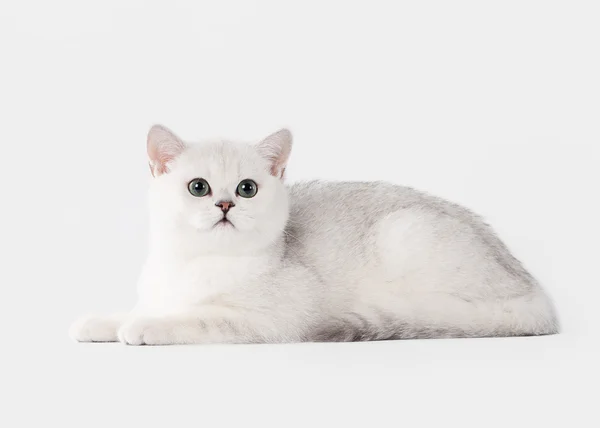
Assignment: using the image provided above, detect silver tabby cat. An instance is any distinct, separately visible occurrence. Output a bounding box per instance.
[70,126,559,345]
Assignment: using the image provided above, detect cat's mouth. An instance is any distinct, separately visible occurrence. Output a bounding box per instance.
[214,217,235,228]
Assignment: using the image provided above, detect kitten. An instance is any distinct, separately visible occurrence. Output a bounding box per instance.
[70,125,559,345]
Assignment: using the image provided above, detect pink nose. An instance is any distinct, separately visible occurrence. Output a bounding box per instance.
[215,201,235,213]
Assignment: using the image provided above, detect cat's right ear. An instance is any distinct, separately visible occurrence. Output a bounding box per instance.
[147,125,186,177]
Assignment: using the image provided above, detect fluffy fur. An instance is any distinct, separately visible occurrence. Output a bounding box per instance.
[70,125,559,345]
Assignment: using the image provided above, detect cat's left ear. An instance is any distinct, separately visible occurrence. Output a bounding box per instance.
[256,128,293,179]
[147,125,186,177]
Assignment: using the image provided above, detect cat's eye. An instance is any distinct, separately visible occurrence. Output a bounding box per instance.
[237,179,258,198]
[188,178,211,197]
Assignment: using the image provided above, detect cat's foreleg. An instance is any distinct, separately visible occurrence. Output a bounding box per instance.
[117,308,299,345]
[69,313,128,342]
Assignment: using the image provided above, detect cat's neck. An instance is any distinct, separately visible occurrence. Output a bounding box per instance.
[148,225,285,265]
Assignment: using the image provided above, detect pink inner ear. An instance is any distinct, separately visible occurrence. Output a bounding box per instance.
[148,143,180,176]
[268,159,285,179]
[147,125,186,176]
[270,159,289,180]
[257,128,292,180]
[270,163,279,178]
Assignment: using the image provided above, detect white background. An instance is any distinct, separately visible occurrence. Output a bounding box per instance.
[1,1,599,427]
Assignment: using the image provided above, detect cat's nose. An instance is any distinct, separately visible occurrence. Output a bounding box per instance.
[215,200,235,214]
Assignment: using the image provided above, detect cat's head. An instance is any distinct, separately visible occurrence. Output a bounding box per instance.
[146,125,292,255]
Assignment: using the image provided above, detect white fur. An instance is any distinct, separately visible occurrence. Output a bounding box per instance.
[70,126,558,345]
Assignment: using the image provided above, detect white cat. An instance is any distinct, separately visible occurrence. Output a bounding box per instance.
[70,125,559,345]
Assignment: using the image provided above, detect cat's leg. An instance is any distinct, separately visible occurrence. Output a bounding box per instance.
[69,313,128,342]
[117,307,301,345]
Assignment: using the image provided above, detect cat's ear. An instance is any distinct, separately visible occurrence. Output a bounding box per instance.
[147,125,186,177]
[256,128,292,179]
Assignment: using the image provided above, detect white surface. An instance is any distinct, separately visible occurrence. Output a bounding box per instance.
[1,1,598,427]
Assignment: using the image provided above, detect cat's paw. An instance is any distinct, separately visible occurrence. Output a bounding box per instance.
[69,314,123,342]
[117,318,177,346]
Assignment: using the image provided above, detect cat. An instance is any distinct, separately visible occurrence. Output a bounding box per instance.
[70,125,559,345]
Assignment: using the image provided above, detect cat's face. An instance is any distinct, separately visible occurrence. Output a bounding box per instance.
[147,126,292,255]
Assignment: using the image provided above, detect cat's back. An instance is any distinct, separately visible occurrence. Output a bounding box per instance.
[285,180,535,294]
[285,180,460,272]
[288,180,445,220]
[286,180,477,235]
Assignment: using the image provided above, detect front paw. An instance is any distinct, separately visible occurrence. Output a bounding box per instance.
[70,314,123,342]
[118,318,177,346]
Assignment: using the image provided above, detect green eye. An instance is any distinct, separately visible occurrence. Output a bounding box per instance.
[237,179,258,198]
[188,178,211,197]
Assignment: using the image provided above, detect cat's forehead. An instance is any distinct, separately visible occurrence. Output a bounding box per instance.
[174,140,268,179]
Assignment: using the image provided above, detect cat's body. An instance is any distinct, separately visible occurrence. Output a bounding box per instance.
[286,181,556,340]
[70,126,558,345]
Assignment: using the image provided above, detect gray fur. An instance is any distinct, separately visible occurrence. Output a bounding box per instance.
[284,180,557,341]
